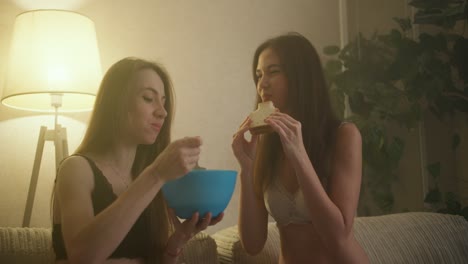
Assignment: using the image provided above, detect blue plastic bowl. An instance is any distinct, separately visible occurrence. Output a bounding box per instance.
[162,169,237,219]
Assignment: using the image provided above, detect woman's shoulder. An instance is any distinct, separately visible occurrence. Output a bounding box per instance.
[59,154,93,170]
[56,154,95,186]
[338,121,360,134]
[335,121,361,147]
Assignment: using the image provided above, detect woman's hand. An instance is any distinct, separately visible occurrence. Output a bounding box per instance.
[151,136,203,182]
[265,112,307,158]
[165,209,224,256]
[231,117,258,170]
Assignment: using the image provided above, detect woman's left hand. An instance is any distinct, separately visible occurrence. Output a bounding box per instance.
[166,209,224,253]
[265,112,307,158]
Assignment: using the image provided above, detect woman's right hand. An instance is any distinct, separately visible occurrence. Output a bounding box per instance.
[231,117,258,170]
[151,136,203,182]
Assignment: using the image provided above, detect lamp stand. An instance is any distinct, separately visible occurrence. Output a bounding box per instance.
[22,96,69,227]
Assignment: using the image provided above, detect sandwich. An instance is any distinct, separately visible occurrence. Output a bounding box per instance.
[249,101,276,135]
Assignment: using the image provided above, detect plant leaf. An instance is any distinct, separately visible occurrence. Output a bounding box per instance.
[461,206,468,221]
[427,162,441,179]
[323,45,341,56]
[393,17,412,32]
[325,59,343,75]
[424,188,442,204]
[452,133,461,151]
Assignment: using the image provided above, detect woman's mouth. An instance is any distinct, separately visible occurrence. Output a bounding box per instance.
[151,123,162,132]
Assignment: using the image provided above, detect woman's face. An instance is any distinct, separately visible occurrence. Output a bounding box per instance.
[125,68,167,145]
[256,48,289,112]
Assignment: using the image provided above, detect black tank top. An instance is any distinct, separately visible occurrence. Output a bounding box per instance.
[52,155,149,260]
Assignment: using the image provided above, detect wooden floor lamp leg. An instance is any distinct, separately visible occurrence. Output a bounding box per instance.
[23,126,47,227]
[53,125,69,169]
[62,127,69,158]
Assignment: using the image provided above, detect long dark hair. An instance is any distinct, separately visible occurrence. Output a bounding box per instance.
[53,57,175,263]
[252,32,341,196]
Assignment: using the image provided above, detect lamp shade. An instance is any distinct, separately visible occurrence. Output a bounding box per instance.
[1,10,101,112]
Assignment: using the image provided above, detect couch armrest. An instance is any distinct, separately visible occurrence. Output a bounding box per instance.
[213,222,280,264]
[179,231,219,264]
[0,227,55,264]
[354,212,468,264]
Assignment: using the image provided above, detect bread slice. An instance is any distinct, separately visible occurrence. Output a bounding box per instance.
[249,101,276,135]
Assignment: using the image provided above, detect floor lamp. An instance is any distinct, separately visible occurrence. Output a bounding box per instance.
[0,10,102,227]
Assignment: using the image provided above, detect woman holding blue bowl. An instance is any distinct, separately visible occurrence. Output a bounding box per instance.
[52,57,223,264]
[232,33,369,263]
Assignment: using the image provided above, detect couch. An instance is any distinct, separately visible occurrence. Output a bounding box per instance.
[0,227,218,263]
[2,212,467,264]
[213,212,468,264]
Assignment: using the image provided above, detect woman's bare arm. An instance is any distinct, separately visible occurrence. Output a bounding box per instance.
[238,168,269,255]
[293,123,362,251]
[56,156,164,264]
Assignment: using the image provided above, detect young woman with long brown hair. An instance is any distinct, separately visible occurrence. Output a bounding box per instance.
[232,33,369,264]
[52,57,223,264]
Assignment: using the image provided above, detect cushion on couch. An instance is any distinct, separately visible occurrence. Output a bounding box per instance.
[354,212,468,264]
[213,222,280,264]
[0,227,218,264]
[213,212,468,264]
[0,227,54,264]
[179,231,219,264]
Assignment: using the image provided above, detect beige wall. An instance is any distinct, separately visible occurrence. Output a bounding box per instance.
[0,0,342,234]
[347,0,409,38]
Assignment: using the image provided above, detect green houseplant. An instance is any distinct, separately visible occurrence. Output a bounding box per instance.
[323,0,468,216]
[423,161,468,220]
